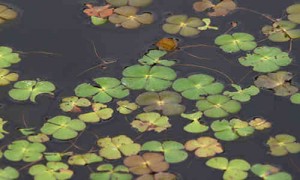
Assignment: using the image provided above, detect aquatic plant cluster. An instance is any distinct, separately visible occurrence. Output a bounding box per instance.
[0,0,300,180]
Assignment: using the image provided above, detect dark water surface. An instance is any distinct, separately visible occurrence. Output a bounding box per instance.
[0,0,299,179]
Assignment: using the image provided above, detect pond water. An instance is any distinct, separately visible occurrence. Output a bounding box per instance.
[0,0,299,179]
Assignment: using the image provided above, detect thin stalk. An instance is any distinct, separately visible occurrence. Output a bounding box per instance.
[236,7,277,22]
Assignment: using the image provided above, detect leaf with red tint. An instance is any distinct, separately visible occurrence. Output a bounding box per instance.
[83,4,114,18]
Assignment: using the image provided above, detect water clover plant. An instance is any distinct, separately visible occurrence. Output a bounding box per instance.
[135,91,185,116]
[254,71,298,96]
[223,84,260,102]
[75,77,129,103]
[131,112,171,133]
[173,74,224,100]
[211,119,255,141]
[4,140,46,162]
[68,153,103,165]
[8,80,55,102]
[0,166,19,180]
[266,134,300,156]
[181,112,209,133]
[136,172,176,180]
[141,141,188,163]
[138,50,176,66]
[97,135,141,160]
[198,18,218,30]
[109,6,154,29]
[196,95,241,118]
[29,162,73,180]
[0,69,18,86]
[0,5,18,24]
[290,93,300,104]
[155,37,178,52]
[262,20,300,42]
[286,4,300,24]
[117,100,139,114]
[249,118,271,130]
[162,15,204,37]
[40,115,86,140]
[124,153,169,175]
[121,64,176,91]
[90,164,133,180]
[0,118,8,139]
[27,133,49,143]
[251,164,292,180]
[214,33,257,53]
[206,157,251,180]
[0,47,20,68]
[106,0,152,7]
[59,96,91,112]
[193,0,236,17]
[239,46,292,73]
[78,103,113,123]
[185,137,223,158]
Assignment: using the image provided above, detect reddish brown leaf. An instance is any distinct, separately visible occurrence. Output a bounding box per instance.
[83,4,114,18]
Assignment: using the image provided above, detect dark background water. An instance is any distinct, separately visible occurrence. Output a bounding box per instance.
[0,0,299,179]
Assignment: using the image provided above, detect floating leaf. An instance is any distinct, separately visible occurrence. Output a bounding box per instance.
[78,103,113,123]
[97,135,141,160]
[9,80,55,102]
[0,47,20,68]
[124,153,169,175]
[198,18,218,30]
[254,71,298,96]
[68,153,103,165]
[211,119,255,141]
[19,127,35,136]
[136,172,176,180]
[173,74,224,100]
[162,15,204,37]
[239,46,292,73]
[60,96,91,113]
[251,164,292,180]
[135,91,185,116]
[267,134,300,156]
[91,16,107,26]
[109,6,154,29]
[193,0,236,17]
[249,118,271,130]
[44,152,73,162]
[196,95,241,118]
[131,112,171,133]
[155,38,178,52]
[122,64,176,91]
[4,140,46,162]
[0,166,19,180]
[181,112,209,133]
[90,164,133,180]
[290,93,300,104]
[117,100,139,114]
[141,141,188,163]
[185,137,223,158]
[28,133,50,143]
[83,4,114,18]
[206,157,251,180]
[29,162,73,180]
[262,20,300,42]
[106,0,152,7]
[0,118,8,139]
[223,84,260,102]
[287,4,300,24]
[0,69,18,86]
[40,115,86,140]
[0,5,18,24]
[138,50,176,66]
[215,33,257,53]
[75,77,129,103]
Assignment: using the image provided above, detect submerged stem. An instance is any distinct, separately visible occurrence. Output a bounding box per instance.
[16,51,61,56]
[236,7,277,22]
[175,63,234,84]
[182,50,210,60]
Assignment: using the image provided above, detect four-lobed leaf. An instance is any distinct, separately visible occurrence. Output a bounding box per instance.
[90,164,133,180]
[60,96,91,112]
[29,162,73,180]
[40,115,86,140]
[239,46,292,73]
[223,84,260,102]
[131,112,171,133]
[141,140,188,163]
[122,64,177,91]
[193,0,236,17]
[173,74,224,100]
[9,80,55,102]
[0,46,20,68]
[0,166,19,180]
[138,50,176,66]
[0,69,18,86]
[75,77,129,103]
[251,164,292,180]
[185,137,223,158]
[287,4,300,24]
[78,103,113,123]
[267,134,300,156]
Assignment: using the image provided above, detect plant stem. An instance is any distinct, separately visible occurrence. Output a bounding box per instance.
[236,7,277,22]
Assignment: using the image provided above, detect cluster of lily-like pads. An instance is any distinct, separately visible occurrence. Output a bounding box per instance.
[83,0,154,29]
